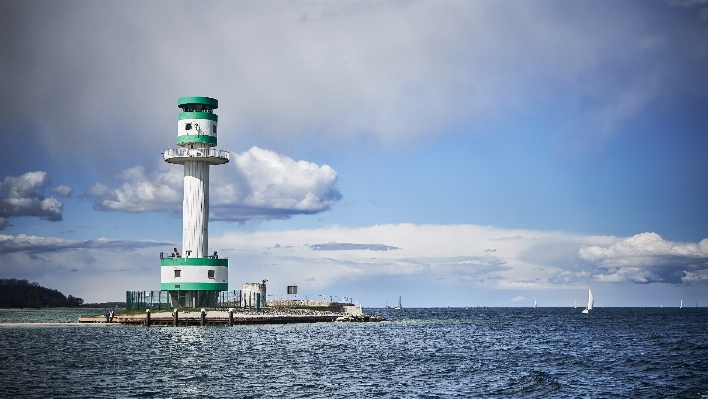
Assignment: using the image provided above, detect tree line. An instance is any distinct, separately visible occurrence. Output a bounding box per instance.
[0,278,84,308]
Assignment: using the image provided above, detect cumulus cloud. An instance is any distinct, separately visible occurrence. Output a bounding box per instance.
[84,166,183,213]
[84,147,341,221]
[578,232,708,284]
[0,171,64,229]
[211,147,341,221]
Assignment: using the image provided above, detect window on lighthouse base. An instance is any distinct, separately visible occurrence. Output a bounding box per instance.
[208,270,215,279]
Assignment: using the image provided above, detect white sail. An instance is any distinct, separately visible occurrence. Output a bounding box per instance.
[582,288,593,313]
[680,300,683,309]
[534,300,537,308]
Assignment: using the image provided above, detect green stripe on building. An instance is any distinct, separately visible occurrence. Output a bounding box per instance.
[160,282,228,291]
[178,97,218,108]
[178,112,218,121]
[161,258,229,267]
[177,135,218,145]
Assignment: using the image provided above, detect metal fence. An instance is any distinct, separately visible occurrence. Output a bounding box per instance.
[126,290,355,311]
[126,290,263,311]
[126,291,172,311]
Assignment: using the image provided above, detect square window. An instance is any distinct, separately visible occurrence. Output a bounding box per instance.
[208,270,215,279]
[174,270,181,278]
[185,123,192,131]
[212,125,217,134]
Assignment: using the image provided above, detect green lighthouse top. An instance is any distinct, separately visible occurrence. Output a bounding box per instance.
[178,96,218,111]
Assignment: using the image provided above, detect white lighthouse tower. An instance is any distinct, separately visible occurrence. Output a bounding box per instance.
[161,97,229,308]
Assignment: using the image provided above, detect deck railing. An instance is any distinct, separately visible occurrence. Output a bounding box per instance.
[163,147,230,161]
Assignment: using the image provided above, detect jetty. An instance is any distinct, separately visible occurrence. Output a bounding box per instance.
[78,305,385,326]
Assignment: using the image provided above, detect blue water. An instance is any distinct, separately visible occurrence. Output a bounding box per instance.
[0,307,706,398]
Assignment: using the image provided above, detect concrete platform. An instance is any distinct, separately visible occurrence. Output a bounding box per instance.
[77,307,383,326]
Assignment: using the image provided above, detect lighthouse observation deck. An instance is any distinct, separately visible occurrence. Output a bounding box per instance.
[163,147,229,165]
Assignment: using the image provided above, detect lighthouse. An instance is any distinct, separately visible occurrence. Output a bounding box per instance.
[160,97,229,308]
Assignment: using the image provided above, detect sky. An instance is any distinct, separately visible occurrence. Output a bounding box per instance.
[1,0,707,307]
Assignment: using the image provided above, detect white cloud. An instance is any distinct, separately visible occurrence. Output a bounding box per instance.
[84,166,183,213]
[84,147,341,221]
[578,232,708,284]
[2,226,706,304]
[511,296,527,302]
[310,242,399,251]
[51,185,73,198]
[211,224,610,293]
[211,147,341,221]
[0,171,64,229]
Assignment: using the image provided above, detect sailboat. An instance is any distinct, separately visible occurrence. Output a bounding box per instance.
[394,296,402,310]
[680,300,683,309]
[581,289,593,314]
[574,300,577,309]
[534,300,537,309]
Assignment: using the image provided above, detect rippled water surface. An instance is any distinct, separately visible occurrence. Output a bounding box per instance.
[1,308,706,398]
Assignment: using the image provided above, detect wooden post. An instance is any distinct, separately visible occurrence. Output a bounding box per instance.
[200,309,206,326]
[145,309,151,327]
[173,308,178,327]
[228,309,234,326]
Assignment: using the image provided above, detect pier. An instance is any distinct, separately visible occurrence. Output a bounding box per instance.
[78,306,384,326]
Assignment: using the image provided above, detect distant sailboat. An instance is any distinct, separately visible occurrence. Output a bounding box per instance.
[581,289,593,314]
[680,300,683,309]
[394,296,402,310]
[575,300,577,309]
[534,300,537,309]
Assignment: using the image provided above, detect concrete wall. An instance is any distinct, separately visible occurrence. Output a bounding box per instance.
[342,305,363,316]
[268,299,358,314]
[242,283,266,307]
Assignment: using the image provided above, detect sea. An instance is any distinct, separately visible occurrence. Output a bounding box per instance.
[0,307,706,398]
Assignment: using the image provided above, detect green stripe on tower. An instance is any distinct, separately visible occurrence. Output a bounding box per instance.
[177,135,218,145]
[161,258,228,267]
[178,97,218,108]
[161,282,228,291]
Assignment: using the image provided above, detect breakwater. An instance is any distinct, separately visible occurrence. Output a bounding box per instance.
[78,306,384,326]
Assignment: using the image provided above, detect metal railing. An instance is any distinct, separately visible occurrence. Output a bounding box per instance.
[163,147,229,161]
[126,290,259,311]
[126,290,357,311]
[126,290,171,311]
